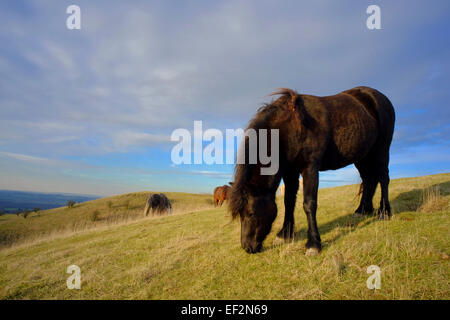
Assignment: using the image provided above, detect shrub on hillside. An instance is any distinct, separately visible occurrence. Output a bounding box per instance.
[67,200,76,208]
[33,208,40,217]
[419,186,447,213]
[0,230,20,247]
[90,210,100,222]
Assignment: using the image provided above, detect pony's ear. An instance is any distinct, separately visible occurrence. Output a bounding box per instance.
[229,182,234,186]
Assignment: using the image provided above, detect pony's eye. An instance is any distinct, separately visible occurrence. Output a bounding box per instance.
[247,210,256,217]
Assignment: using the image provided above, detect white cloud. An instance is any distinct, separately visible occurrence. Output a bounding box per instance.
[44,41,77,74]
[0,151,49,163]
[113,130,170,150]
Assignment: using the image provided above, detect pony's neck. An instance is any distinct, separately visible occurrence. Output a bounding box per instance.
[248,167,282,196]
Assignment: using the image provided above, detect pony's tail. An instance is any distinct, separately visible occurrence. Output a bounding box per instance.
[357,183,363,197]
[352,183,363,203]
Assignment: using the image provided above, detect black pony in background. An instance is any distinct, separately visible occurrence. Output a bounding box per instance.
[144,193,172,216]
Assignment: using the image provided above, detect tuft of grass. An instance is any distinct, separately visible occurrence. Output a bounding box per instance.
[419,186,447,213]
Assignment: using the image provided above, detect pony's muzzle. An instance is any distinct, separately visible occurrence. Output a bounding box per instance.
[242,241,262,254]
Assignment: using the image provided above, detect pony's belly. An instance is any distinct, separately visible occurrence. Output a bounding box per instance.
[320,120,378,170]
[319,152,357,171]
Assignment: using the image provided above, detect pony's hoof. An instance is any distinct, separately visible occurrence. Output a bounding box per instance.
[305,248,320,256]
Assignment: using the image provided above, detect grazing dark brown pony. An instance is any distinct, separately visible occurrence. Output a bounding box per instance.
[214,184,232,207]
[229,86,395,255]
[144,193,172,216]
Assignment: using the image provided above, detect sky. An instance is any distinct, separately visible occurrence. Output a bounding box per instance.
[0,0,449,196]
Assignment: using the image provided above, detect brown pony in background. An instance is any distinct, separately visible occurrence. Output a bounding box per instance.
[214,184,232,207]
[229,86,395,255]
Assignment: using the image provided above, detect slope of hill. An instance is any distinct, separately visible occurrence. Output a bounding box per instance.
[0,173,449,299]
[0,191,214,248]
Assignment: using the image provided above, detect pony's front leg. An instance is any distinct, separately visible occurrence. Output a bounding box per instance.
[276,173,299,241]
[302,166,321,256]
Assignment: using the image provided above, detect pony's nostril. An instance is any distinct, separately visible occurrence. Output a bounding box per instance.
[243,243,261,254]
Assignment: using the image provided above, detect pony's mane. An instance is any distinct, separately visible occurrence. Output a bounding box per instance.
[229,162,250,219]
[270,88,298,111]
[228,88,298,219]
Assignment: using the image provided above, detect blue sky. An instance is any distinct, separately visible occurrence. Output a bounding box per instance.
[0,0,449,196]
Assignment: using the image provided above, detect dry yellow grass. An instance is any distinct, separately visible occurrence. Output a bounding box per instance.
[419,186,448,213]
[0,191,214,249]
[0,173,448,299]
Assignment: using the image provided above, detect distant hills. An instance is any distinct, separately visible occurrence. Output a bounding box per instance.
[0,190,100,213]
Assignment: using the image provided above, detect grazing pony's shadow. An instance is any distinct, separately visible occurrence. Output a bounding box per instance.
[266,180,450,251]
[265,213,375,252]
[293,213,375,250]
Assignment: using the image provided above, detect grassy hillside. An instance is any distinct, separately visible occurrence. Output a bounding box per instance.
[0,173,449,299]
[0,191,214,248]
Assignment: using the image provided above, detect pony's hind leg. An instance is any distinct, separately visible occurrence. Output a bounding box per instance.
[355,160,378,216]
[377,167,391,219]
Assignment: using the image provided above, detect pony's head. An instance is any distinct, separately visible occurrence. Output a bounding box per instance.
[229,88,303,253]
[229,179,278,253]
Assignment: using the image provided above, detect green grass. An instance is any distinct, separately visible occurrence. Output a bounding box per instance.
[0,173,449,299]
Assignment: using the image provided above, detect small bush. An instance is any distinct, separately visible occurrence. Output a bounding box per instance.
[0,230,20,247]
[67,200,76,208]
[419,186,446,213]
[33,208,41,217]
[22,210,31,219]
[90,210,100,222]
